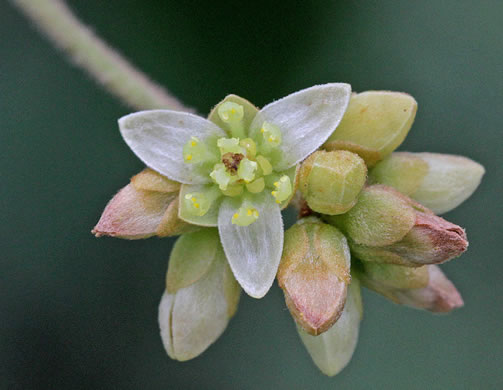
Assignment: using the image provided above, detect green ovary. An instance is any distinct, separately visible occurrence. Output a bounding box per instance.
[182,103,293,225]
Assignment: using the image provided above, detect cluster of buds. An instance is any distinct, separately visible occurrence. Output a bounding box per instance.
[93,85,484,377]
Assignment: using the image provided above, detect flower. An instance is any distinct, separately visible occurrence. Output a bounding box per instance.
[115,83,351,298]
[93,86,484,375]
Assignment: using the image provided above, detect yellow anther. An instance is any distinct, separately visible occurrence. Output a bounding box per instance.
[276,200,281,204]
[186,154,192,161]
[268,136,275,142]
[274,182,279,187]
[190,140,197,147]
[271,191,277,196]
[194,203,200,208]
[232,205,259,226]
[260,128,265,133]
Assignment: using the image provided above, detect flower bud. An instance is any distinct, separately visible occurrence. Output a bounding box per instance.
[93,169,196,239]
[297,276,363,376]
[277,217,351,336]
[394,265,464,312]
[349,210,468,266]
[323,91,417,166]
[370,152,485,214]
[92,183,174,239]
[359,264,463,313]
[369,152,429,195]
[299,150,367,215]
[408,153,485,214]
[159,229,240,361]
[325,185,417,247]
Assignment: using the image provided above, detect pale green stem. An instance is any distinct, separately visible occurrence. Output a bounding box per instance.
[11,0,193,112]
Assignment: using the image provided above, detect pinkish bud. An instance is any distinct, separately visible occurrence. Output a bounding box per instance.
[277,218,351,336]
[350,211,468,266]
[92,183,174,239]
[360,264,463,313]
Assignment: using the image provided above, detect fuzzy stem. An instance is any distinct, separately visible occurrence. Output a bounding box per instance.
[11,0,193,112]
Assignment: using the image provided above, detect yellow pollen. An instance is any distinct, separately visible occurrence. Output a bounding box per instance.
[260,128,265,133]
[253,211,259,217]
[191,141,197,147]
[194,203,200,208]
[233,213,239,219]
[268,136,274,142]
[231,108,236,114]
[274,182,279,187]
[247,209,253,216]
[186,154,192,161]
[271,191,277,196]
[276,200,281,204]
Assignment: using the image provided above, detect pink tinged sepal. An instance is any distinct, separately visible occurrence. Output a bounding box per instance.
[360,264,463,313]
[92,183,174,239]
[394,265,463,313]
[297,276,363,377]
[277,218,351,335]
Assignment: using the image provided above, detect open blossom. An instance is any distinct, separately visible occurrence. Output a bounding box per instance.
[96,83,351,298]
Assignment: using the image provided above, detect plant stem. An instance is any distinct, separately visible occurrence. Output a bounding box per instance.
[11,0,193,112]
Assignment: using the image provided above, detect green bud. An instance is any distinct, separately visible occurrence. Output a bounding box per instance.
[297,276,363,377]
[325,185,416,247]
[277,218,350,336]
[323,91,417,166]
[159,229,241,361]
[299,150,367,215]
[369,152,429,195]
[349,210,468,266]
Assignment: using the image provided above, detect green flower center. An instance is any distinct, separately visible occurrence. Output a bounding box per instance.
[182,102,292,226]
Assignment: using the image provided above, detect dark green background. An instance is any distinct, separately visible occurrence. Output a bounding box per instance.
[1,1,502,389]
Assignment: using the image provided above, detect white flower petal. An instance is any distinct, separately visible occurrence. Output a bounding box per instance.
[218,193,283,298]
[298,277,363,377]
[250,83,351,170]
[119,110,226,184]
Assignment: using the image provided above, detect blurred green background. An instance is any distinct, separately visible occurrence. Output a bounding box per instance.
[1,0,502,389]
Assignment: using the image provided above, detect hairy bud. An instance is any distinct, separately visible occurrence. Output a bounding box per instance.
[350,210,468,266]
